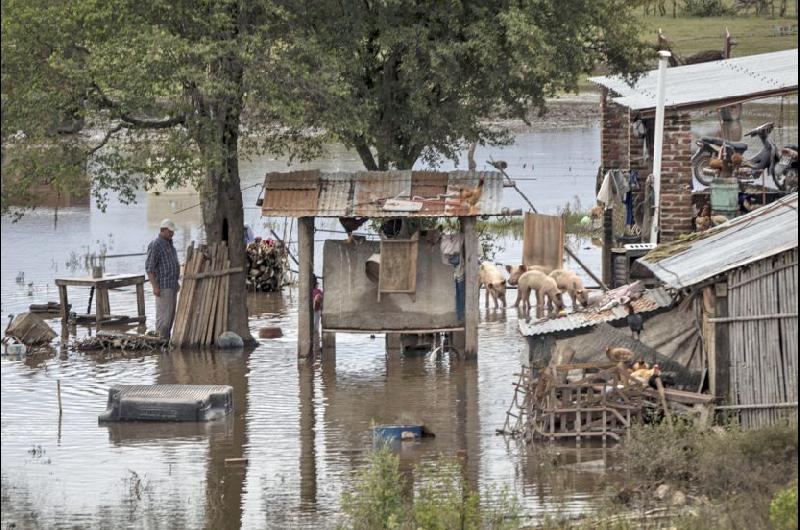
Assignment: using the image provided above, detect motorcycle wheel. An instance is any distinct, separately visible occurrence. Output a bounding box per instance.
[692,151,714,186]
[774,167,798,192]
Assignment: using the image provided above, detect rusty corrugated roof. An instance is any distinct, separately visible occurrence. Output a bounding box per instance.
[259,170,507,218]
[518,287,674,337]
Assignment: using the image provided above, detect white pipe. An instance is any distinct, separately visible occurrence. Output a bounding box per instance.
[650,51,671,244]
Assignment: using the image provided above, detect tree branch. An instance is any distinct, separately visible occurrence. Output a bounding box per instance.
[88,124,123,155]
[92,83,186,130]
[354,135,378,170]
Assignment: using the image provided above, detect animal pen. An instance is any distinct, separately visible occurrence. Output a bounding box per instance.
[506,282,713,441]
[258,170,511,359]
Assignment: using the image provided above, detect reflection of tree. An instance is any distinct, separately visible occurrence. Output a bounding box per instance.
[157,348,253,530]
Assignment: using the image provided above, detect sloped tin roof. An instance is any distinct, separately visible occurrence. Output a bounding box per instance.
[260,170,506,217]
[518,287,674,337]
[638,193,798,289]
[589,49,798,111]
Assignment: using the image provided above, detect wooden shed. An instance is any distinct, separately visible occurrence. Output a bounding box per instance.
[259,170,511,359]
[640,193,798,427]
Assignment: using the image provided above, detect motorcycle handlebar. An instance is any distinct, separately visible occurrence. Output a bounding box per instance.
[745,122,775,137]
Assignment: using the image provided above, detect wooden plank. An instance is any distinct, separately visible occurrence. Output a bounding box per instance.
[136,283,145,319]
[55,274,145,288]
[204,244,222,346]
[183,266,243,280]
[172,243,195,346]
[710,313,797,323]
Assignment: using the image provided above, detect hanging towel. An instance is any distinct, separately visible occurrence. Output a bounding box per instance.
[597,171,614,208]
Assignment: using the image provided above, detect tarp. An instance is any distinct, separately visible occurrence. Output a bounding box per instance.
[546,307,704,388]
[522,212,564,271]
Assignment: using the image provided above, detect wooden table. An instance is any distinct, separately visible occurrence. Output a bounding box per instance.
[55,274,146,327]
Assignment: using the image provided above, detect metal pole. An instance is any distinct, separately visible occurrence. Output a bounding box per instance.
[650,50,671,244]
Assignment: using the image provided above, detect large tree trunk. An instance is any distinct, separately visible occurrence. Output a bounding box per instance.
[198,103,254,344]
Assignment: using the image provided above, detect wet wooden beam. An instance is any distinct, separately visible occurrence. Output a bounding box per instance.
[297,217,315,359]
[461,216,479,358]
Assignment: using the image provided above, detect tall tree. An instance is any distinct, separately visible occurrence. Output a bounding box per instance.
[270,0,650,170]
[2,0,318,341]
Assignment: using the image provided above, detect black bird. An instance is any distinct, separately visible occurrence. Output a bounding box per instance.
[339,217,369,243]
[626,304,644,340]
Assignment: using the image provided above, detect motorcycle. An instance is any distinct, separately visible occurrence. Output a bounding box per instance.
[691,122,797,192]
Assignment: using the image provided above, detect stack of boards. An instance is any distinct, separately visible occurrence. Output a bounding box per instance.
[172,242,240,348]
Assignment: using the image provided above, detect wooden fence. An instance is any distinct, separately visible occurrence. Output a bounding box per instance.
[725,248,798,428]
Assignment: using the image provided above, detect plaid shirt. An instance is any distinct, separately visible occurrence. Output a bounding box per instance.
[145,236,180,289]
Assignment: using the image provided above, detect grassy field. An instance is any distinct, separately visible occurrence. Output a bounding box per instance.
[576,6,797,91]
[637,10,798,57]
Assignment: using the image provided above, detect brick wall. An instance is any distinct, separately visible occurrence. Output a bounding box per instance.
[658,111,694,241]
[600,88,630,178]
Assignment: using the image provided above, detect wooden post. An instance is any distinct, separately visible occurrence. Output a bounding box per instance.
[96,287,110,328]
[58,285,69,323]
[57,380,62,417]
[461,217,479,358]
[713,281,731,401]
[297,217,315,359]
[602,209,614,287]
[136,282,145,322]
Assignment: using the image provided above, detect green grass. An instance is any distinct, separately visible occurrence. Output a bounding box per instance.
[576,6,798,92]
[638,12,798,57]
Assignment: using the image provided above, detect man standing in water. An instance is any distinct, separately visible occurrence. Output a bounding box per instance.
[146,219,180,341]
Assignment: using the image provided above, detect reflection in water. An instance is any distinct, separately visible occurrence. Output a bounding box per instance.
[298,361,317,511]
[156,348,253,529]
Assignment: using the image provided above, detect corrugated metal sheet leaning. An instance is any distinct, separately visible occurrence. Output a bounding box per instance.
[259,170,507,218]
[639,193,798,290]
[518,286,674,337]
[589,49,798,111]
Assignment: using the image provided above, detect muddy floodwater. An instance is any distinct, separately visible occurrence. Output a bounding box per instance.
[2,98,796,529]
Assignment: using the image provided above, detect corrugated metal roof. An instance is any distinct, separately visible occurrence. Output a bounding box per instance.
[639,193,798,289]
[518,287,674,337]
[260,170,506,217]
[589,49,798,111]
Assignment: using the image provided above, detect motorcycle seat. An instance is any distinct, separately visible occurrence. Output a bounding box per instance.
[701,137,748,152]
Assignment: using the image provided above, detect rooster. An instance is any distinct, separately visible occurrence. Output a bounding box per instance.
[626,304,644,340]
[458,177,485,214]
[631,364,661,386]
[338,217,369,243]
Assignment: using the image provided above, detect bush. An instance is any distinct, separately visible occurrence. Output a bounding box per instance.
[340,448,521,530]
[770,485,798,530]
[681,0,737,16]
[340,447,406,529]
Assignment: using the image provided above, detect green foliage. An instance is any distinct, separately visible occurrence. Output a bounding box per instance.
[770,484,798,530]
[1,0,321,216]
[272,0,649,170]
[340,448,521,530]
[681,0,737,16]
[340,447,406,529]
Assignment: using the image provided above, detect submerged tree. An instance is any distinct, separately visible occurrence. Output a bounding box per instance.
[1,0,320,340]
[271,0,650,170]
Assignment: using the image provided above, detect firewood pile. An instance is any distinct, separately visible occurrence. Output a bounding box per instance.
[245,239,288,292]
[498,362,713,443]
[172,242,242,348]
[75,331,168,352]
